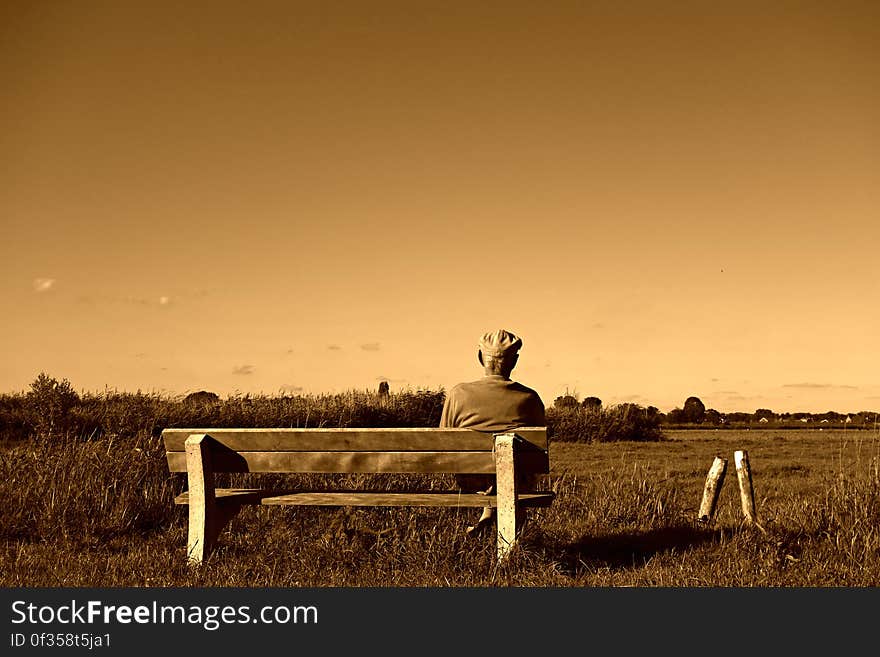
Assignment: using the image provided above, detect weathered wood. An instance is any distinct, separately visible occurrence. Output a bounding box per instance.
[698,456,728,523]
[167,427,554,564]
[162,427,548,452]
[184,434,242,565]
[495,434,518,560]
[174,489,555,507]
[734,449,757,524]
[167,449,549,474]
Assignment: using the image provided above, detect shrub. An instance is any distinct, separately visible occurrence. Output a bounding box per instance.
[24,373,80,437]
[547,403,663,443]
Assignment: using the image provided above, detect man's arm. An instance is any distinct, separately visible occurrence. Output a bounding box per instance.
[529,395,546,426]
[439,387,460,428]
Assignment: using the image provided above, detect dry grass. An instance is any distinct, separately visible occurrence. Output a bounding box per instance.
[2,427,878,587]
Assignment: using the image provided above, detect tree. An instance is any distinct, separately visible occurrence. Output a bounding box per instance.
[184,390,220,406]
[682,396,706,423]
[754,408,774,421]
[554,395,579,410]
[704,408,722,425]
[581,396,602,410]
[25,372,80,437]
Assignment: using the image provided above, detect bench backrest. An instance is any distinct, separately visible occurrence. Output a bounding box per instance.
[162,427,548,475]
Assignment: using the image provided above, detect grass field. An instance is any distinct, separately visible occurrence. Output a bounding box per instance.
[2,428,878,587]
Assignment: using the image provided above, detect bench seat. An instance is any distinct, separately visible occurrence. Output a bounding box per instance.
[174,489,555,507]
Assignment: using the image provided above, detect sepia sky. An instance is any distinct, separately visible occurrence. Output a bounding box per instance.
[2,1,878,413]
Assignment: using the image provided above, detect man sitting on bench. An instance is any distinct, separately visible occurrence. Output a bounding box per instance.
[440,328,546,536]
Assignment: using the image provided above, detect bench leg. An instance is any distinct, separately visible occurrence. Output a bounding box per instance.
[494,434,519,561]
[185,434,241,564]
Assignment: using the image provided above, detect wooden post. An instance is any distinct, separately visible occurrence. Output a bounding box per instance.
[494,433,518,561]
[698,456,728,523]
[184,434,240,564]
[734,449,757,524]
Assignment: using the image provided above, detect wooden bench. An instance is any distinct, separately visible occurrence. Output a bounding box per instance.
[162,427,553,564]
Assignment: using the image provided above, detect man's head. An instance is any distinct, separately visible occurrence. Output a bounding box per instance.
[477,329,522,378]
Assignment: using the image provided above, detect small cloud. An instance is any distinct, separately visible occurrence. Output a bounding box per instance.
[717,390,740,395]
[782,383,858,390]
[158,296,171,306]
[286,348,294,355]
[723,393,760,402]
[232,365,254,375]
[591,323,605,329]
[33,278,55,292]
[710,378,719,383]
[327,345,342,351]
[360,343,381,352]
[134,353,146,358]
[122,296,149,305]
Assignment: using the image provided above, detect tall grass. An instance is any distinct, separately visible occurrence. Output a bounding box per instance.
[547,403,664,442]
[5,384,874,586]
[0,384,662,443]
[2,429,878,586]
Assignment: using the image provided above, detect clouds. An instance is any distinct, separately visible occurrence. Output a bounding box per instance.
[232,365,254,375]
[32,278,55,292]
[782,383,859,390]
[326,342,381,351]
[75,293,173,307]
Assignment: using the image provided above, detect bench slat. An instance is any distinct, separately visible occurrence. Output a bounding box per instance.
[174,490,555,508]
[162,427,548,452]
[166,449,549,474]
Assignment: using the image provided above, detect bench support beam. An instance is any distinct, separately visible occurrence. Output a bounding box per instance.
[185,434,242,564]
[494,433,519,561]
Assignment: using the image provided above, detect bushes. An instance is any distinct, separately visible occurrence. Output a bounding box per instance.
[547,403,664,443]
[1,372,661,444]
[24,373,80,437]
[0,380,446,442]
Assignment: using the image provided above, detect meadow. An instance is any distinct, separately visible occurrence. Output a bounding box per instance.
[1,388,877,587]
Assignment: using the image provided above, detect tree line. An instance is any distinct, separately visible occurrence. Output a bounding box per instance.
[554,394,879,427]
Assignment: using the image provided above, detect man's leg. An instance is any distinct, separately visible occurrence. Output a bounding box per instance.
[455,474,496,536]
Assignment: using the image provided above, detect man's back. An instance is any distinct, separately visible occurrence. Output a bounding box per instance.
[440,374,545,432]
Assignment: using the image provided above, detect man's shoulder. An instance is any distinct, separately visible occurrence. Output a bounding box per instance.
[450,378,543,402]
[509,380,543,401]
[447,379,484,398]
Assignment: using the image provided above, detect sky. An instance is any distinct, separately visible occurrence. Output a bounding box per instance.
[2,1,878,413]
